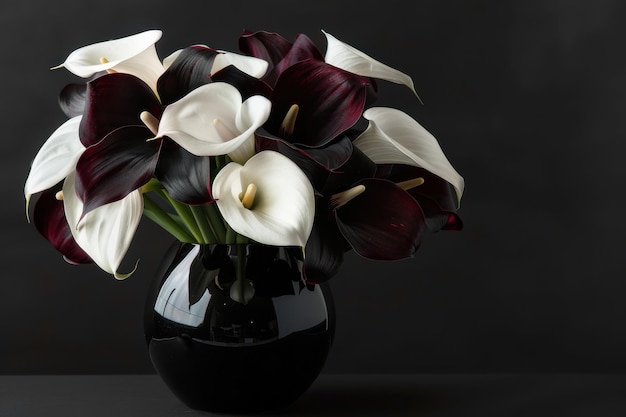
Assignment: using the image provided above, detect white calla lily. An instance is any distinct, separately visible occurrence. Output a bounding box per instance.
[213,151,315,248]
[323,30,418,97]
[63,172,143,279]
[157,82,271,163]
[54,30,165,91]
[354,107,464,205]
[24,116,84,200]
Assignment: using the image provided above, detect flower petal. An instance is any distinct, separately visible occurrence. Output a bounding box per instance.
[238,31,323,86]
[335,179,425,260]
[75,126,159,216]
[25,116,84,198]
[210,65,272,99]
[269,59,368,147]
[375,164,463,231]
[59,83,87,117]
[212,51,268,79]
[158,82,271,163]
[80,73,162,147]
[354,107,464,205]
[303,200,348,284]
[213,151,315,247]
[63,171,143,279]
[57,30,165,91]
[323,30,417,96]
[157,45,219,105]
[156,139,213,205]
[239,30,293,68]
[32,185,92,265]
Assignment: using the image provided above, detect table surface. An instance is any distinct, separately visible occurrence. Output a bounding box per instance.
[1,374,625,417]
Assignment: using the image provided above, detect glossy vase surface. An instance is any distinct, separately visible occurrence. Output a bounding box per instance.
[144,243,335,414]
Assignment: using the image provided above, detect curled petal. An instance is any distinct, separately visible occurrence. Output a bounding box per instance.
[75,126,159,216]
[238,31,323,85]
[32,186,92,265]
[55,30,165,91]
[354,107,464,206]
[25,116,84,199]
[158,82,271,163]
[335,179,425,260]
[375,164,462,231]
[323,30,417,97]
[238,30,293,71]
[80,73,162,147]
[63,172,143,279]
[59,83,87,117]
[212,51,268,79]
[211,65,272,99]
[157,46,219,105]
[213,151,315,247]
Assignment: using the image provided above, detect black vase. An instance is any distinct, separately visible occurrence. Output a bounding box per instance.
[144,242,335,414]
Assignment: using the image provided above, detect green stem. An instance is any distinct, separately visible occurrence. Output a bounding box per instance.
[157,189,204,243]
[190,205,216,243]
[202,203,227,242]
[143,195,195,242]
[225,223,236,244]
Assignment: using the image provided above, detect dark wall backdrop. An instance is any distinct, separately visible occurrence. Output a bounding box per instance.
[2,0,625,374]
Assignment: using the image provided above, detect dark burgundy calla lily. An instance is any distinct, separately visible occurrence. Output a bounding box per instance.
[239,31,323,86]
[32,186,92,265]
[303,178,426,283]
[375,164,463,232]
[267,59,369,147]
[80,73,162,147]
[256,132,355,192]
[75,72,215,216]
[75,126,160,216]
[157,46,219,105]
[155,138,213,205]
[334,178,425,260]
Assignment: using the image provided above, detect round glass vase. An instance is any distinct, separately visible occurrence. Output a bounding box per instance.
[144,242,335,414]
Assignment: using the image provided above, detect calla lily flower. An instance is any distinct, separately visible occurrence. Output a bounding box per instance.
[63,172,143,279]
[24,116,83,204]
[32,185,92,265]
[239,31,324,86]
[213,151,315,248]
[54,30,165,92]
[258,59,368,149]
[158,46,270,106]
[375,164,463,232]
[323,31,417,97]
[157,82,271,163]
[74,73,213,215]
[354,107,464,206]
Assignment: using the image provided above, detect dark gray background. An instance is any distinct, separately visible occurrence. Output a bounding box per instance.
[2,0,625,374]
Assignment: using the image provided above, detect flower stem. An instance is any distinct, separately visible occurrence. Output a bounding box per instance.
[157,189,204,243]
[143,195,195,242]
[225,223,236,244]
[202,203,227,243]
[190,205,216,244]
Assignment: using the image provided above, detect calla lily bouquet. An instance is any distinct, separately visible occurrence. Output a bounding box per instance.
[25,29,464,286]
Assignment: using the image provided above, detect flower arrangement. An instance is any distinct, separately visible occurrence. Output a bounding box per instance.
[24,29,464,292]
